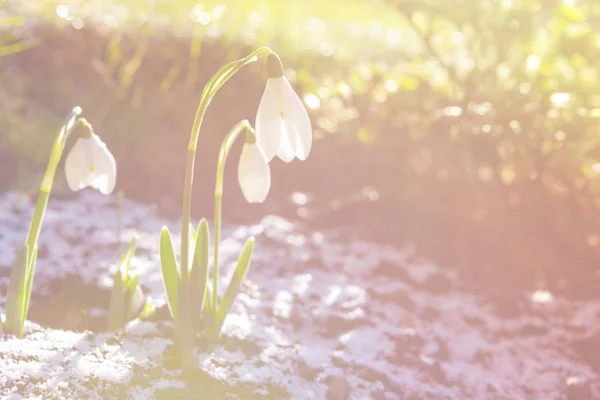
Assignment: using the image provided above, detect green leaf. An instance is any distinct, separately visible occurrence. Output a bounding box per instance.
[215,237,254,333]
[119,236,137,265]
[139,297,156,319]
[202,291,217,340]
[189,222,197,249]
[21,244,38,335]
[189,218,210,330]
[108,269,124,331]
[124,274,145,321]
[5,244,29,337]
[119,236,138,279]
[203,284,214,316]
[127,273,140,295]
[160,226,180,321]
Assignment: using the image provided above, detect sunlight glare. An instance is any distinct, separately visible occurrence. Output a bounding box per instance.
[531,289,553,304]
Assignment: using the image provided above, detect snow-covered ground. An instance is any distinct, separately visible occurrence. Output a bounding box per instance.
[1,190,599,399]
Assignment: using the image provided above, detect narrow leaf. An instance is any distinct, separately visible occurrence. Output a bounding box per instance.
[108,269,124,331]
[21,244,38,334]
[189,223,197,246]
[120,236,138,279]
[159,226,180,321]
[139,297,156,319]
[215,237,254,333]
[5,244,29,336]
[189,218,210,330]
[127,273,140,294]
[119,236,137,265]
[203,284,214,316]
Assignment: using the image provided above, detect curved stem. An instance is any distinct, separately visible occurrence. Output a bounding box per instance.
[212,120,252,309]
[179,47,272,297]
[28,108,82,250]
[187,46,273,151]
[7,107,83,337]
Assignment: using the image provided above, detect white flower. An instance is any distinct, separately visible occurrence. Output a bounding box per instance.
[65,133,116,195]
[238,141,271,203]
[255,55,312,163]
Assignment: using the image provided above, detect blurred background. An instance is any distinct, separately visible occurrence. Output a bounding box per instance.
[2,0,600,300]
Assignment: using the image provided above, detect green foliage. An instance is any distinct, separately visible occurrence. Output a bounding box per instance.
[216,237,254,332]
[189,218,210,331]
[159,226,180,321]
[4,244,29,337]
[2,243,38,337]
[22,244,38,334]
[160,216,254,363]
[1,107,82,338]
[0,14,38,56]
[158,59,265,366]
[108,236,150,331]
[109,270,125,331]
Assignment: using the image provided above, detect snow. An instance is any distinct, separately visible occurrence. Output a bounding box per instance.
[0,190,599,399]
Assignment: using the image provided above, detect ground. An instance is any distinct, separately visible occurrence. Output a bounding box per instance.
[1,190,599,399]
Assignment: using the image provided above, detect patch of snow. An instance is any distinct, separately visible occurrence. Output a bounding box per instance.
[0,190,599,399]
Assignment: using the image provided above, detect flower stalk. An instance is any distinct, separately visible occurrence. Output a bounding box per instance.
[179,46,273,312]
[2,106,118,338]
[3,107,82,337]
[212,120,254,310]
[29,107,82,249]
[158,47,313,367]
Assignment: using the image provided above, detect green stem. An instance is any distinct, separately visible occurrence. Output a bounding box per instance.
[27,108,82,250]
[180,149,195,310]
[5,107,82,336]
[25,191,50,252]
[212,120,252,309]
[179,47,272,303]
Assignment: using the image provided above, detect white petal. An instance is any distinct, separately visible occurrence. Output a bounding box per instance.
[64,137,94,191]
[281,77,312,160]
[276,129,295,163]
[88,134,117,195]
[64,134,116,195]
[255,78,285,162]
[238,143,271,203]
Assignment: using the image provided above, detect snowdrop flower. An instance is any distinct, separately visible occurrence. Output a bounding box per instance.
[64,121,116,195]
[255,53,312,163]
[238,131,271,203]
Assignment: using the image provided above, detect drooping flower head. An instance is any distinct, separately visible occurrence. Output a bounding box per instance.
[238,129,271,203]
[64,120,117,195]
[255,53,312,163]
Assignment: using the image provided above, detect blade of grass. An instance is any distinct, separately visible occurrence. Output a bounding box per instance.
[189,222,197,247]
[215,237,254,333]
[190,218,210,330]
[120,236,138,279]
[5,244,28,336]
[21,244,38,335]
[160,226,180,321]
[108,270,124,331]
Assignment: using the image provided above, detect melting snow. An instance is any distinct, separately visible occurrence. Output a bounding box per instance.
[0,190,599,399]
